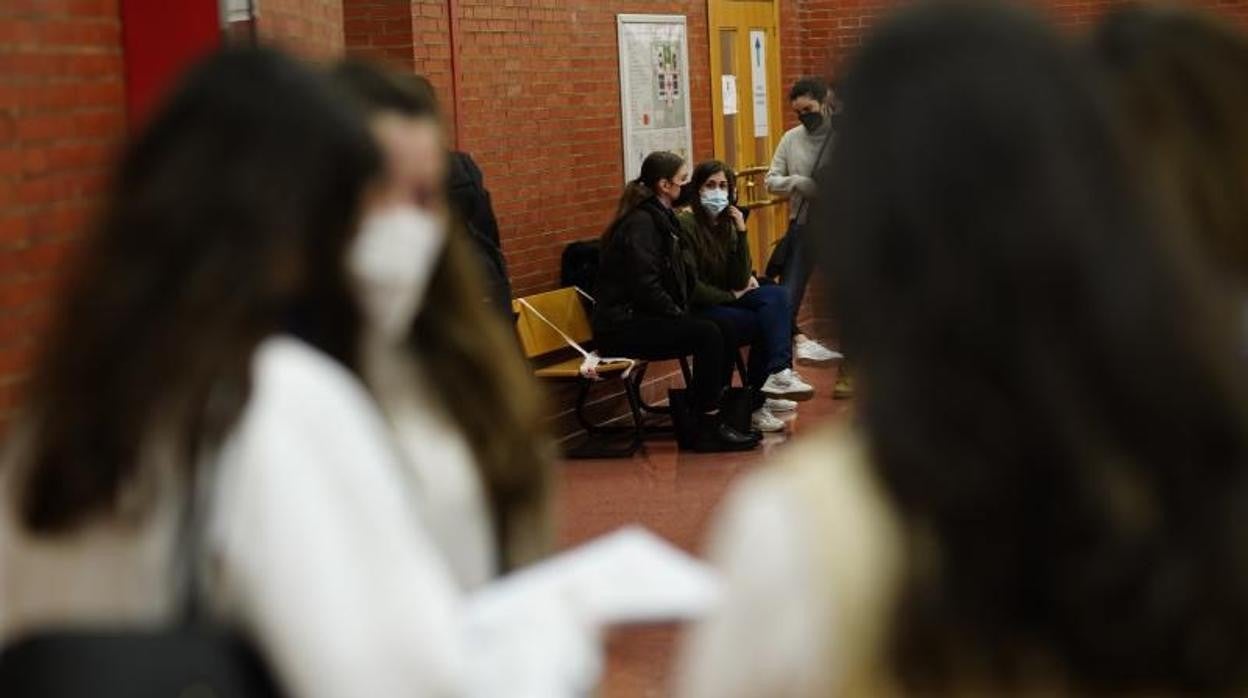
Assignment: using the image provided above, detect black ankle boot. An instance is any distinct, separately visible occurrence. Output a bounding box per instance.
[691,412,759,453]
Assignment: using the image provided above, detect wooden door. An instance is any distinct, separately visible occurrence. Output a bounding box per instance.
[707,0,787,271]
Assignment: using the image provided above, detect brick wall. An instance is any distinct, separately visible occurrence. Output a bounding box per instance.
[343,0,454,115]
[4,0,1247,436]
[256,0,345,59]
[344,0,416,69]
[0,1,127,428]
[437,1,715,296]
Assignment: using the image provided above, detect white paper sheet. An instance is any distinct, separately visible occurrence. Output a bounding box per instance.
[463,526,723,698]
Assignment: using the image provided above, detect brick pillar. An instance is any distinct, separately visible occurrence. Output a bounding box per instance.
[344,0,416,70]
[343,1,453,96]
[0,1,128,428]
[255,0,346,59]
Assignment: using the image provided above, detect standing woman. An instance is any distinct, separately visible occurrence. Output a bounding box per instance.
[593,152,759,452]
[678,160,814,434]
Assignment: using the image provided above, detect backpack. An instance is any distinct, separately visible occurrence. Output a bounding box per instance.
[560,239,601,296]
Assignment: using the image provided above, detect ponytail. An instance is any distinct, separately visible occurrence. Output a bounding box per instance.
[602,152,685,249]
[615,178,652,219]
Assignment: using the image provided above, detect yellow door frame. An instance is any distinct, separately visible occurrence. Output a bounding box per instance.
[706,0,788,269]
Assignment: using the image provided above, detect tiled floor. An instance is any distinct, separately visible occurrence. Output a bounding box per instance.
[555,362,851,697]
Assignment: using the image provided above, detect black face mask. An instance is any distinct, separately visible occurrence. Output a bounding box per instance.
[799,111,824,133]
[673,182,696,207]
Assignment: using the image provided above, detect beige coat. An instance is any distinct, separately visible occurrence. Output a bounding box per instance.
[677,426,904,697]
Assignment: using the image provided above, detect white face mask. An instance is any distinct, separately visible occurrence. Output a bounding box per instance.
[348,205,447,341]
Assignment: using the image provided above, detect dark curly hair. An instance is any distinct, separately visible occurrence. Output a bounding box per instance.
[822,3,1248,693]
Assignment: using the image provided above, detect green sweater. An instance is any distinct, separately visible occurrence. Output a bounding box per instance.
[676,210,752,308]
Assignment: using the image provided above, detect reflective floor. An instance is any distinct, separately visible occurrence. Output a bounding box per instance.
[555,361,850,697]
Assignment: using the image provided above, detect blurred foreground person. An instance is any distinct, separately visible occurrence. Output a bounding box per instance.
[679,4,1248,696]
[1091,5,1248,354]
[0,47,565,697]
[330,60,553,588]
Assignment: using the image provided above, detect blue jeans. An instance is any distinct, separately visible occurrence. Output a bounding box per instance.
[697,284,794,391]
[780,221,814,334]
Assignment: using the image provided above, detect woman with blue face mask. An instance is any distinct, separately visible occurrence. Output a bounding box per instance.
[676,161,813,434]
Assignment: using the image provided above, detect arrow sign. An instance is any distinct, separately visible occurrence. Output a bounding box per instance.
[750,31,769,137]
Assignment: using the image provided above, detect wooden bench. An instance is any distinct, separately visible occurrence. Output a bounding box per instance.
[513,287,651,458]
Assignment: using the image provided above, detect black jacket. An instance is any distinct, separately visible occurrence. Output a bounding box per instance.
[447,151,512,317]
[592,197,695,333]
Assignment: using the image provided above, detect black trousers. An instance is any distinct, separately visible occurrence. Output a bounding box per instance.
[597,313,738,412]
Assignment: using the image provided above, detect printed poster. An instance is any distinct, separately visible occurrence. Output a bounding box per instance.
[617,15,693,182]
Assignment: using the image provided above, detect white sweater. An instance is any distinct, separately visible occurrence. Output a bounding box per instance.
[676,426,903,697]
[765,121,834,224]
[1,338,466,696]
[361,332,496,590]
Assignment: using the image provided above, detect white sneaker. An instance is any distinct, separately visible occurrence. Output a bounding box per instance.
[795,337,843,366]
[763,397,798,413]
[751,407,785,432]
[761,368,815,401]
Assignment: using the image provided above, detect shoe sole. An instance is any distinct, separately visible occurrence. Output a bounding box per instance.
[751,422,785,433]
[761,386,815,401]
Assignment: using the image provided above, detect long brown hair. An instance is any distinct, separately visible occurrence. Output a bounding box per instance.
[1092,6,1248,287]
[11,48,381,532]
[330,60,553,571]
[829,4,1248,692]
[685,160,738,272]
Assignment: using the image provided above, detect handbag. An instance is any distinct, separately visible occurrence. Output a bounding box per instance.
[0,454,282,697]
[765,128,834,281]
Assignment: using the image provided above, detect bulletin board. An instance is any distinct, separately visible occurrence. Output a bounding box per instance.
[617,14,694,182]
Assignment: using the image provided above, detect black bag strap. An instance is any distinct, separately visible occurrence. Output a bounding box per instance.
[173,450,215,625]
[791,127,835,223]
[174,387,234,626]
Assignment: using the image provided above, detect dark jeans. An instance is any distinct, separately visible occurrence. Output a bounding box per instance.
[697,285,793,391]
[780,220,815,335]
[596,313,739,412]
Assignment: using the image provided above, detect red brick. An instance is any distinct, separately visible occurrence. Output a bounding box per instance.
[0,3,125,387]
[256,0,345,58]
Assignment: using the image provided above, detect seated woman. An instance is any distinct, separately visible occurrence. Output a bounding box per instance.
[593,151,759,453]
[677,161,814,433]
[678,5,1248,696]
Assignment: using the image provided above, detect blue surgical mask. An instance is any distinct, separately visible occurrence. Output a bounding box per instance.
[700,189,729,217]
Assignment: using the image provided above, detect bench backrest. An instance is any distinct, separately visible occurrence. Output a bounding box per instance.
[512,287,593,360]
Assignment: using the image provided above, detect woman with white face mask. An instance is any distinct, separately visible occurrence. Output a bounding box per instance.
[329,61,554,590]
[676,161,811,434]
